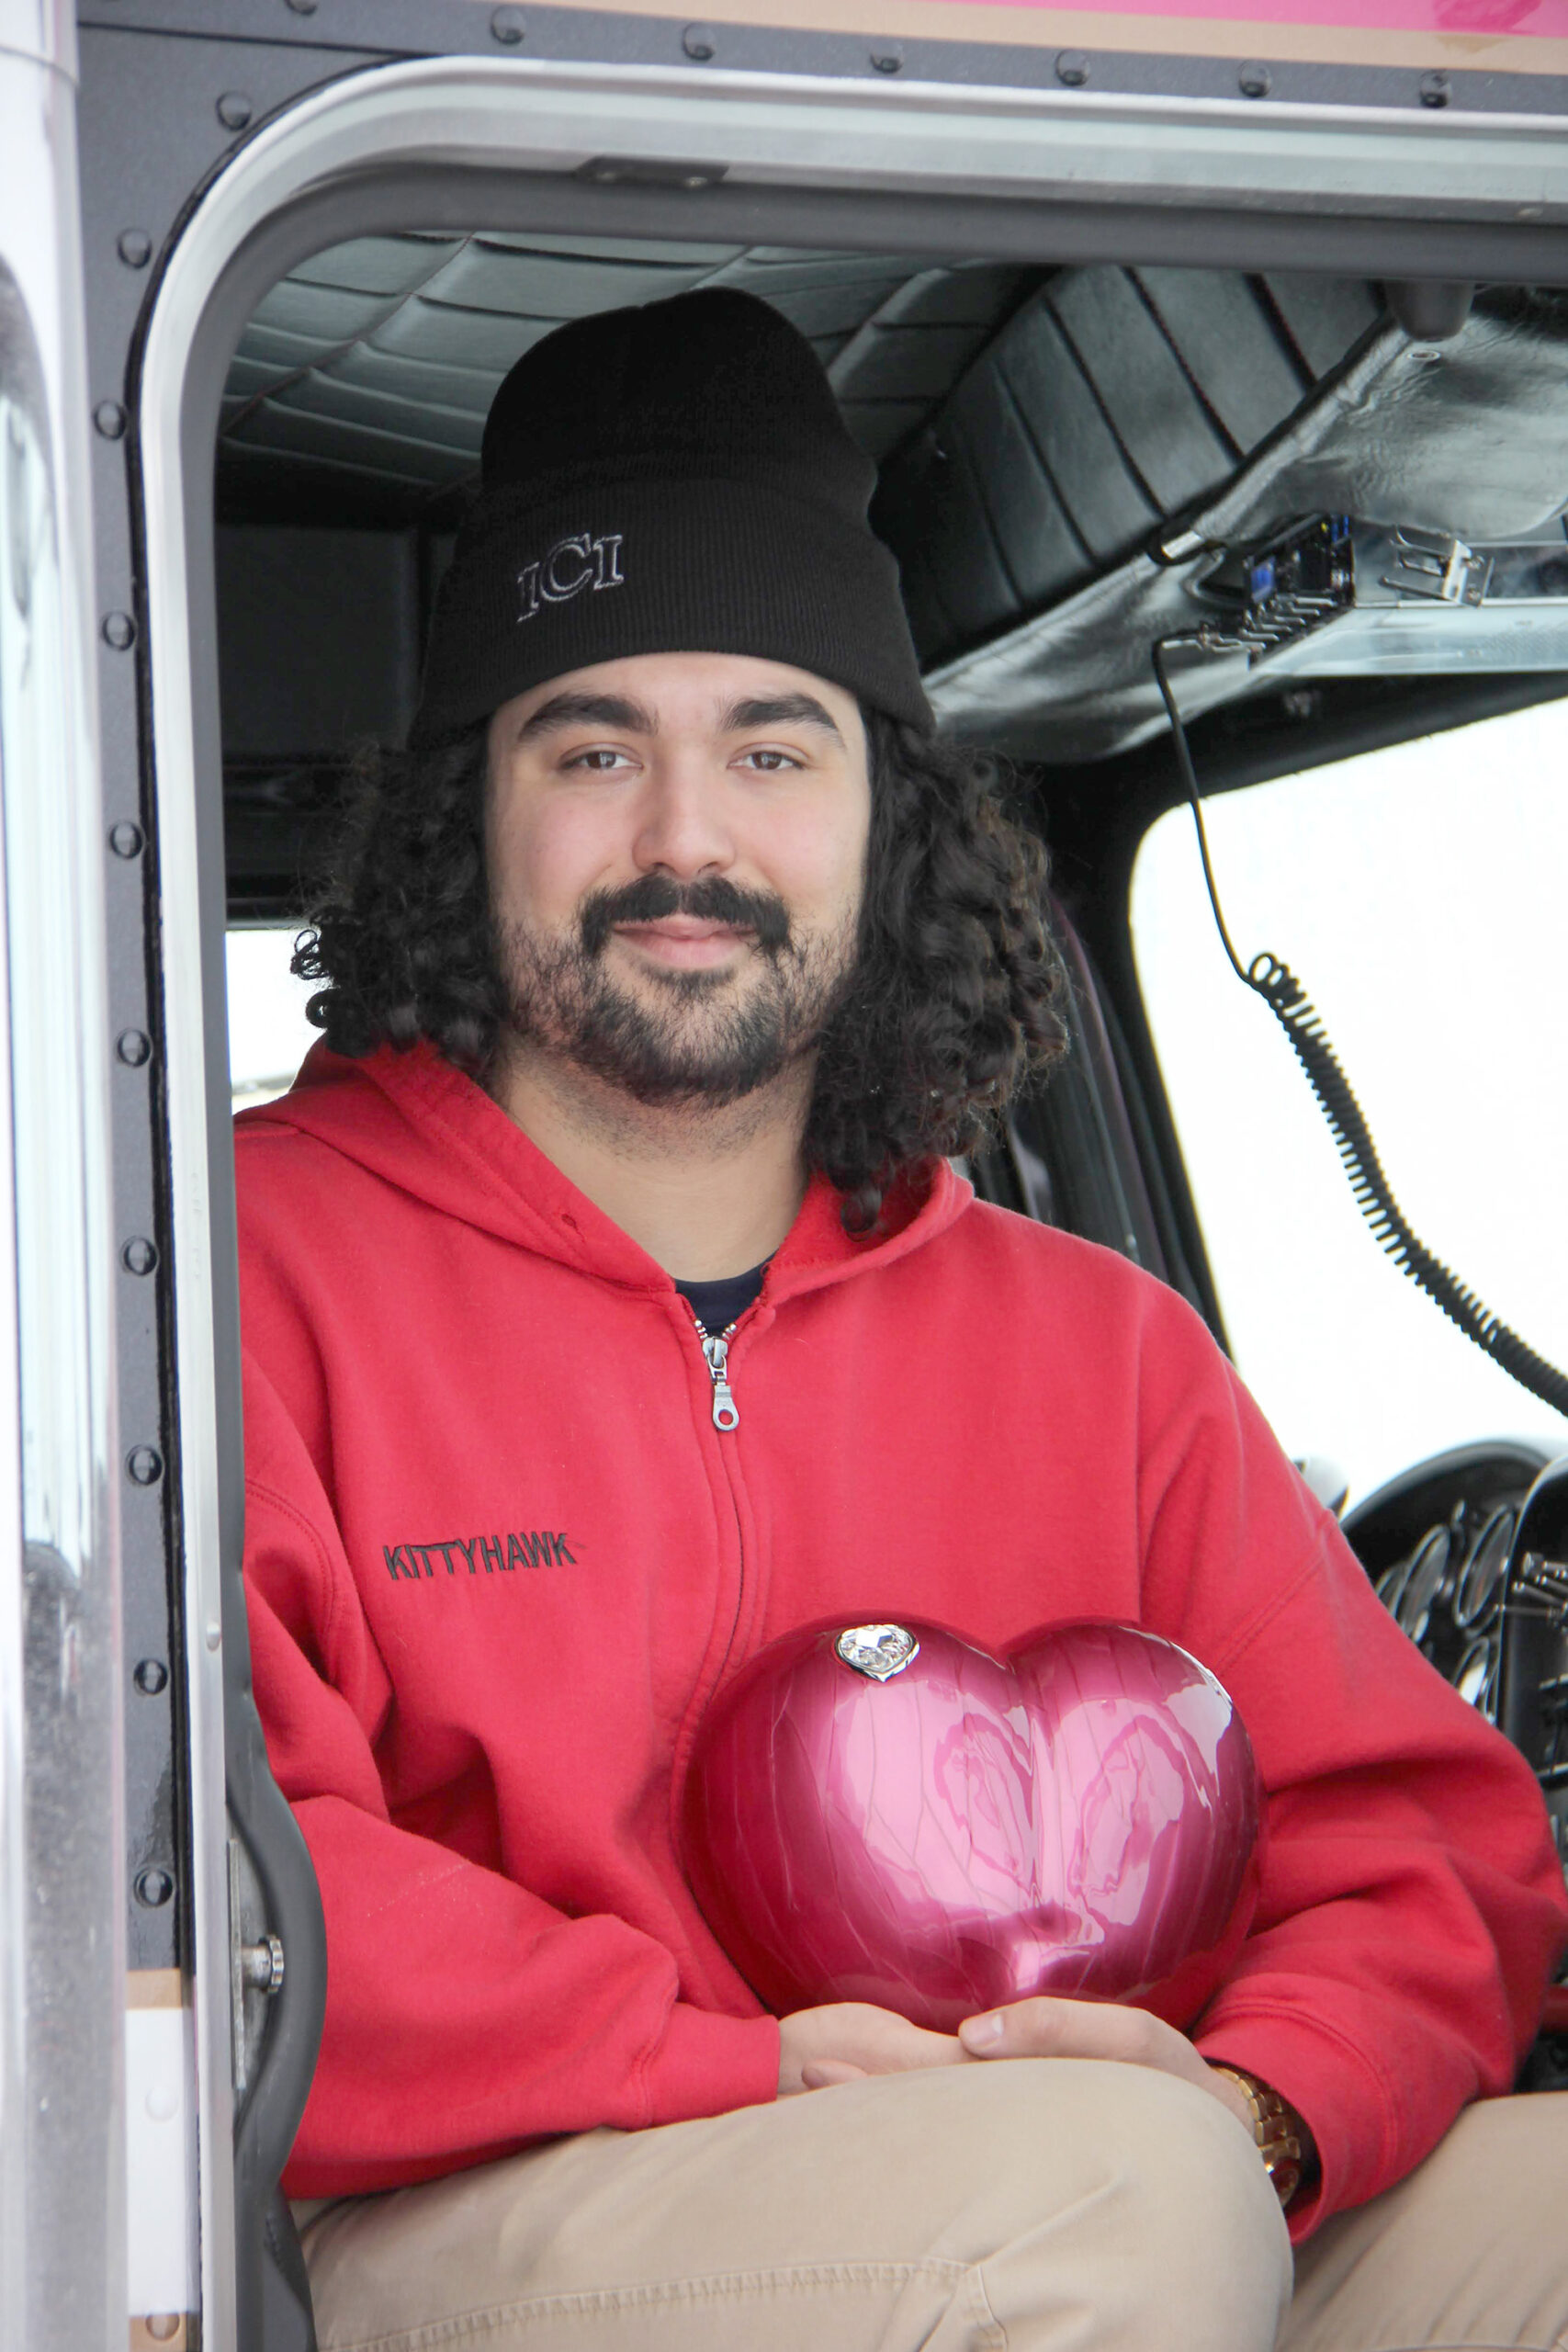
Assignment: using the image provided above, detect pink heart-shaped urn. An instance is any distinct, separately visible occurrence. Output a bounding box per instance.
[681,1619,1263,2033]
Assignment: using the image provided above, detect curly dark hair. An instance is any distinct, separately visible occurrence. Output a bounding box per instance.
[294,710,1068,1229]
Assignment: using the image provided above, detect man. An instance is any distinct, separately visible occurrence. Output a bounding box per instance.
[241,289,1568,2352]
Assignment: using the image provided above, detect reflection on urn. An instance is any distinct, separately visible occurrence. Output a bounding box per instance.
[682,1618,1263,2031]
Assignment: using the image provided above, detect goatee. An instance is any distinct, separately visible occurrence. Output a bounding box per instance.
[495,873,857,1107]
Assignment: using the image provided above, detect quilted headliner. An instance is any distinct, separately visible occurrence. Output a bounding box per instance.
[218,231,1035,506]
[216,233,1568,839]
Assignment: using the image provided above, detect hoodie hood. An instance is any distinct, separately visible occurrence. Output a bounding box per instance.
[241,1039,971,1306]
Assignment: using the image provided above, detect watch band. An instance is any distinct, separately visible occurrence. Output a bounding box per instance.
[1209,2065,1307,2208]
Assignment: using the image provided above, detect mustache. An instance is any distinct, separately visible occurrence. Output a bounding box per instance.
[578,874,793,959]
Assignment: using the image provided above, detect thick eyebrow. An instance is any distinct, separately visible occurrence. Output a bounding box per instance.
[719,694,845,744]
[514,691,658,743]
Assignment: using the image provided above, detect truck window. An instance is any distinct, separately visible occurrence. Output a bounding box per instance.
[1130,695,1568,1506]
[228,929,315,1112]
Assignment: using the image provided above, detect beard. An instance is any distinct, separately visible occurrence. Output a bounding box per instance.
[494,872,858,1107]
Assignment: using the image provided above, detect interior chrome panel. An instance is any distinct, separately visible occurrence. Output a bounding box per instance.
[921,286,1568,755]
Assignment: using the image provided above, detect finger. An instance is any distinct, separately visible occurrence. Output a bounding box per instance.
[865,2024,967,2074]
[958,1997,1171,2068]
[801,2060,868,2089]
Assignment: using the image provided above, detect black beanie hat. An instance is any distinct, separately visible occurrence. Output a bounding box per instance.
[409,288,931,745]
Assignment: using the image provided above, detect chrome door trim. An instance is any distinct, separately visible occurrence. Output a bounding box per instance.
[134,45,1568,2352]
[0,22,122,2352]
[0,863,19,2350]
[0,1,74,74]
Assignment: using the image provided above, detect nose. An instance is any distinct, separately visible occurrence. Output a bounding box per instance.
[630,753,737,880]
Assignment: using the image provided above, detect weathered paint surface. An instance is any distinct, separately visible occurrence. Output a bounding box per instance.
[945,0,1566,33]
[545,0,1568,71]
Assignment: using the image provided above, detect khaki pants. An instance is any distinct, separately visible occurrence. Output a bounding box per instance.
[298,2068,1568,2352]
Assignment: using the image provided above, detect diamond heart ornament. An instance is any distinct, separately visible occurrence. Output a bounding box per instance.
[681,1619,1264,2033]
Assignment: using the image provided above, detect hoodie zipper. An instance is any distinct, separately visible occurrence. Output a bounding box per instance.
[691,1317,740,1431]
[670,1304,748,1997]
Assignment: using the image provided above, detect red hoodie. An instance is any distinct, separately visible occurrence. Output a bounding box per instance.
[237,1040,1566,2235]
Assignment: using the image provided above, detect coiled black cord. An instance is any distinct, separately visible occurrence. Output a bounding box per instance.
[1152,643,1568,1421]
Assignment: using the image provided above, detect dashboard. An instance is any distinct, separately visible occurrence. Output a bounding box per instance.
[1343,1442,1568,2082]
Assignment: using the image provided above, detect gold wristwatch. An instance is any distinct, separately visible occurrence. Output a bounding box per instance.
[1209,2066,1311,2209]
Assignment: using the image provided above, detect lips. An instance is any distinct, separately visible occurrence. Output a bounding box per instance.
[579,875,792,960]
[681,1617,1264,2033]
[612,917,754,968]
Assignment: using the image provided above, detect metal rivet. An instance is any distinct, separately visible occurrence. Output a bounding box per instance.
[94,400,126,440]
[491,5,524,40]
[122,1236,158,1276]
[682,22,716,60]
[117,229,152,269]
[1055,50,1089,87]
[109,820,144,859]
[216,91,254,130]
[145,2320,180,2345]
[242,1933,286,1996]
[1419,70,1450,107]
[102,611,135,651]
[1238,59,1272,97]
[134,1657,169,1696]
[134,1866,175,1908]
[870,44,902,74]
[205,1622,222,1652]
[117,1028,152,1068]
[127,1445,164,1487]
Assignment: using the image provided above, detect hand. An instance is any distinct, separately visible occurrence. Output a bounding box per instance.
[777,2002,966,2094]
[956,1996,1256,2132]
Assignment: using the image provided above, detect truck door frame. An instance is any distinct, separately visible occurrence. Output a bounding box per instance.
[110,37,1568,2352]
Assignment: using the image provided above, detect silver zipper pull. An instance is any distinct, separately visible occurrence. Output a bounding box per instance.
[697,1325,739,1431]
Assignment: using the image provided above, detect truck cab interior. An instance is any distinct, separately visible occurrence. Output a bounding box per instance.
[216,232,1568,1588]
[210,241,1568,2345]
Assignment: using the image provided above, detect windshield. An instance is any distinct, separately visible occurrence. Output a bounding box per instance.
[1132,695,1568,1506]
